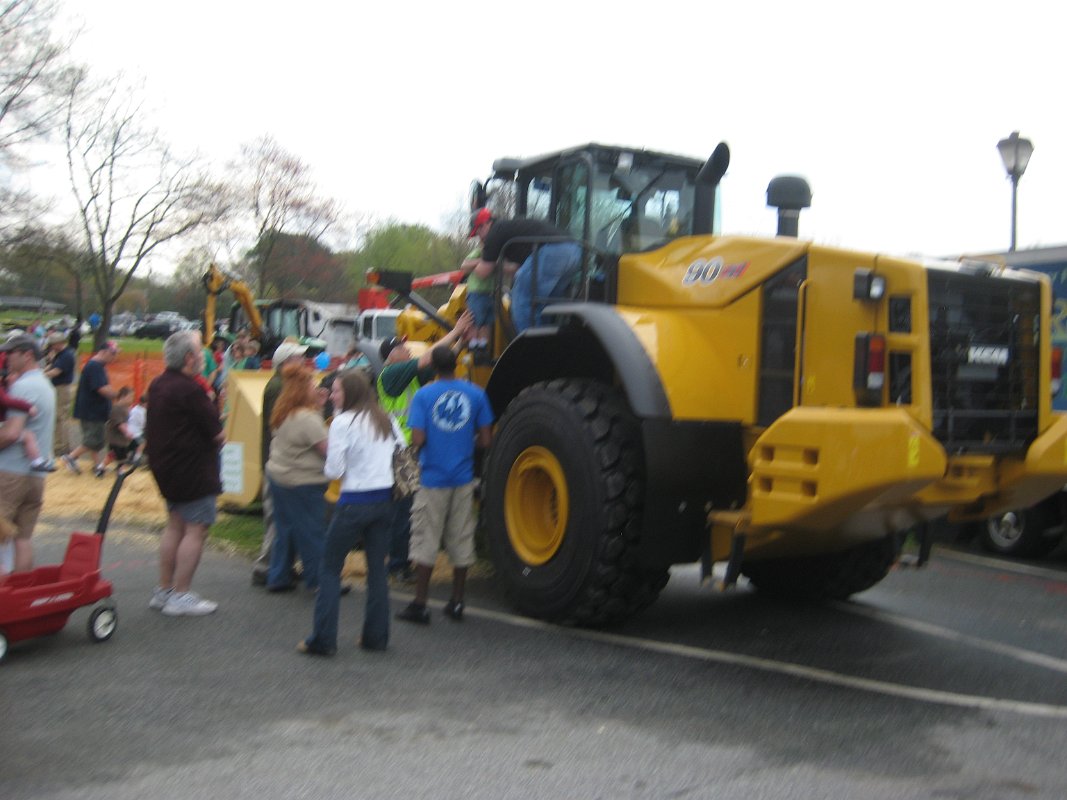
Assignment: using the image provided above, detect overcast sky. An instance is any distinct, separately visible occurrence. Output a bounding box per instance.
[40,0,1066,268]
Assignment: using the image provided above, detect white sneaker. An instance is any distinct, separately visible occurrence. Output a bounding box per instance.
[161,591,218,617]
[149,586,173,610]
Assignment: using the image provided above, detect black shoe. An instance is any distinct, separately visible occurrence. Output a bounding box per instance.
[313,583,352,596]
[296,640,335,657]
[443,599,464,621]
[266,582,297,593]
[251,571,268,587]
[396,602,430,625]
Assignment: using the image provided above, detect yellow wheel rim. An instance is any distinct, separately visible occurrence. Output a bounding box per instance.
[504,446,569,566]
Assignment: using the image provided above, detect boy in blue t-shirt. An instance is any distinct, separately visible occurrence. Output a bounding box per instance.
[398,345,493,624]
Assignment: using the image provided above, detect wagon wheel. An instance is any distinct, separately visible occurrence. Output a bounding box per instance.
[0,631,7,663]
[87,606,117,643]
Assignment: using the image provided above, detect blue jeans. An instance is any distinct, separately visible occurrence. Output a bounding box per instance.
[510,241,582,333]
[306,500,394,652]
[466,291,494,328]
[388,494,414,573]
[267,478,327,589]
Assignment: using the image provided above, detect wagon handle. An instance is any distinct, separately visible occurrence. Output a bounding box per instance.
[95,458,141,535]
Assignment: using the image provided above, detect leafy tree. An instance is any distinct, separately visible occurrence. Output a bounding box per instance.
[344,221,468,285]
[61,69,229,348]
[245,230,352,301]
[0,224,85,313]
[166,247,215,321]
[114,288,146,314]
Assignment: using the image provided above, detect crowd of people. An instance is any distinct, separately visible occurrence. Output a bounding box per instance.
[0,314,494,657]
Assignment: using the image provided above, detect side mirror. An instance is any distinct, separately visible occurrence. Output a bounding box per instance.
[469,180,487,211]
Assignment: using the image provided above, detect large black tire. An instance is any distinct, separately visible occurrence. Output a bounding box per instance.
[741,535,899,601]
[482,379,667,626]
[976,498,1065,559]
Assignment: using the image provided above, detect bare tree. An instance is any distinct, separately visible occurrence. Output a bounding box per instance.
[62,70,229,347]
[0,0,68,233]
[0,0,65,161]
[233,135,340,296]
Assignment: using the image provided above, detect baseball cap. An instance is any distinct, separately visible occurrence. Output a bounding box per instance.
[468,207,492,238]
[0,334,42,360]
[272,340,308,365]
[46,331,68,347]
[379,336,407,361]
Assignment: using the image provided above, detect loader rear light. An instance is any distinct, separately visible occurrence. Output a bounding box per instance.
[853,268,886,301]
[854,333,886,405]
[1052,346,1063,397]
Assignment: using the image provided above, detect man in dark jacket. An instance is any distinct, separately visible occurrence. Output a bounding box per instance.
[43,332,76,455]
[146,330,225,617]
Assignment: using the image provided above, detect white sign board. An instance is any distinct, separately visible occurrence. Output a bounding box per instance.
[220,442,244,495]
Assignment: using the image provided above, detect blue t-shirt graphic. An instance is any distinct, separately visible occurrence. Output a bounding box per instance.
[408,379,493,488]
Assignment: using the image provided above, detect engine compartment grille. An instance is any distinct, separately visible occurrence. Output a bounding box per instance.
[927,270,1040,454]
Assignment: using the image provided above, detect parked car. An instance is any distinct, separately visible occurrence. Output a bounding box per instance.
[109,313,140,337]
[971,492,1067,558]
[133,315,188,339]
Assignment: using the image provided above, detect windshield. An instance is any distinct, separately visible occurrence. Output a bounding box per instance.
[591,164,696,254]
[496,146,714,256]
[376,315,396,339]
[265,307,302,339]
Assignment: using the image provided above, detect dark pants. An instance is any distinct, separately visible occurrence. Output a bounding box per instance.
[306,500,393,652]
[387,494,414,573]
[267,478,327,589]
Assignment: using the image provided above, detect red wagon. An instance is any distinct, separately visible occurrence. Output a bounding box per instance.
[0,464,134,662]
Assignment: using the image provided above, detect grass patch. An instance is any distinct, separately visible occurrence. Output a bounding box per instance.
[210,511,264,556]
[113,336,165,355]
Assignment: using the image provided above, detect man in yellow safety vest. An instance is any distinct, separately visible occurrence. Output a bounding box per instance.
[376,311,472,581]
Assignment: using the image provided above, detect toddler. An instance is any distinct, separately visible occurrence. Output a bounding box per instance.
[0,351,54,472]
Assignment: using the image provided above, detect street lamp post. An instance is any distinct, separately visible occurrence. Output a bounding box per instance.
[997,131,1034,252]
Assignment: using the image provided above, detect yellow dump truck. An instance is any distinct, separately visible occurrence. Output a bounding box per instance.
[374,141,1067,626]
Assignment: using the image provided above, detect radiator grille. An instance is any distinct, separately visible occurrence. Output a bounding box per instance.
[927,270,1040,454]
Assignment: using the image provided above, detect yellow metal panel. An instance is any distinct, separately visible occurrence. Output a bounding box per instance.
[219,370,272,508]
[617,235,808,309]
[748,407,946,530]
[615,302,761,421]
[946,413,1067,519]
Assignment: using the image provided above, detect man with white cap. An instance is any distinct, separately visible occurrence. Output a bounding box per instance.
[251,338,308,586]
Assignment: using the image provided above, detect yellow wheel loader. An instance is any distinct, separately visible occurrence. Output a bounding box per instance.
[358,142,1067,626]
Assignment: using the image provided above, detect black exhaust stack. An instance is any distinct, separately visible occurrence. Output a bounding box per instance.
[692,142,731,235]
[766,176,812,238]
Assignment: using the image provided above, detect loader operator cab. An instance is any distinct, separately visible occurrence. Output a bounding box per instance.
[472,143,727,322]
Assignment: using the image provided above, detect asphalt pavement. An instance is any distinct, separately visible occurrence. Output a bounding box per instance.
[2,515,1067,800]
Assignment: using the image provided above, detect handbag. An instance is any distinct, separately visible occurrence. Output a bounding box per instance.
[392,443,420,500]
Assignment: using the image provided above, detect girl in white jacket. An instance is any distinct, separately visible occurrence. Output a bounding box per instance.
[298,369,402,656]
